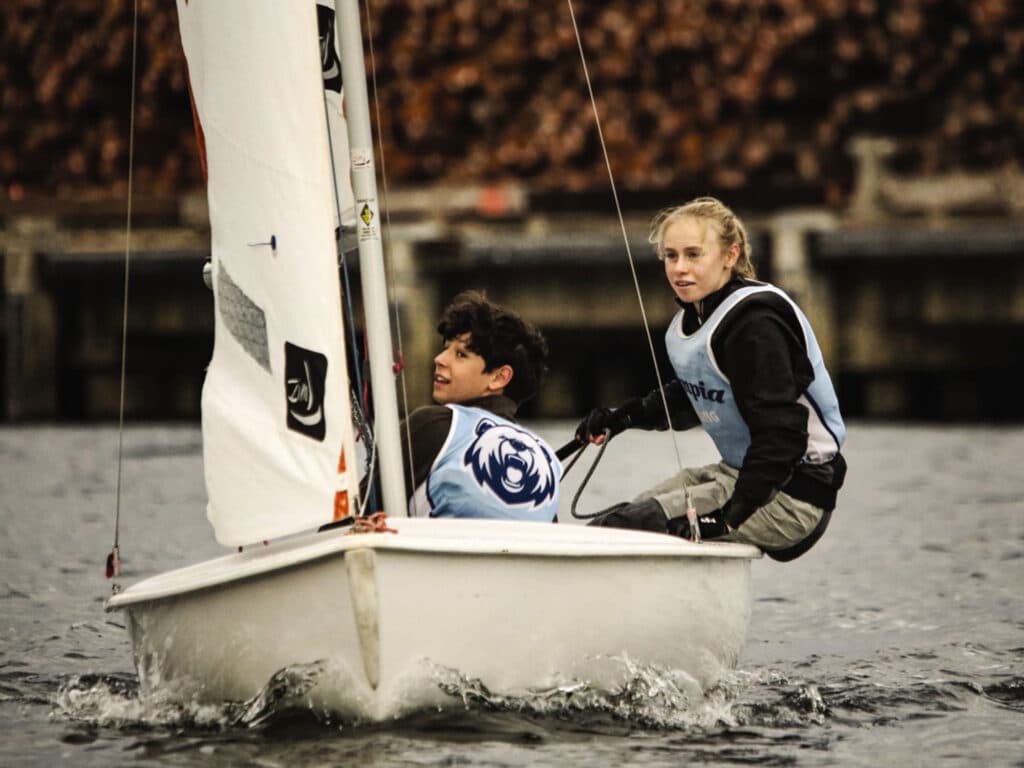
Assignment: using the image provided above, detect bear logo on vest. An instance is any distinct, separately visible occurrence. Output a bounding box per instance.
[464,419,557,507]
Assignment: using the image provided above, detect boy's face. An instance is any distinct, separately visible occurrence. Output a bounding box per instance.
[432,333,507,404]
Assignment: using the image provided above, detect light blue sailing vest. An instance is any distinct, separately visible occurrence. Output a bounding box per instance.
[417,405,561,521]
[665,284,846,469]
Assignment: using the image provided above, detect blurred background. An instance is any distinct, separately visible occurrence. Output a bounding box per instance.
[2,0,1022,423]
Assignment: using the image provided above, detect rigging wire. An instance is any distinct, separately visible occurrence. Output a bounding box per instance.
[362,0,420,514]
[565,0,696,519]
[108,0,141,585]
[321,1,383,514]
[322,127,371,428]
[321,44,376,513]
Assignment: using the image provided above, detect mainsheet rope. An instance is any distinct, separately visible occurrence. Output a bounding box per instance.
[108,0,141,585]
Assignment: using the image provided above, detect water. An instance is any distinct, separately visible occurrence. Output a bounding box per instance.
[1,423,1022,766]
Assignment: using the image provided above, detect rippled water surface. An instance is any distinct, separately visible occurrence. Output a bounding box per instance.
[1,423,1022,766]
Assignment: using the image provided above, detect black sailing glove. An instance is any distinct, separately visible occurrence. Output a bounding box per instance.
[573,397,646,443]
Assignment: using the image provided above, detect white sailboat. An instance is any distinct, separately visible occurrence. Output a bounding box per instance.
[106,0,761,722]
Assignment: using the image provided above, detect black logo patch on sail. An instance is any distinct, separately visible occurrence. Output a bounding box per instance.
[317,4,342,93]
[285,342,328,441]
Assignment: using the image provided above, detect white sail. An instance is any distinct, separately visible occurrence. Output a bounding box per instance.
[178,0,360,546]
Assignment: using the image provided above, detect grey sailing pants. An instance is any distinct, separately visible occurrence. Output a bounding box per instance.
[633,461,825,551]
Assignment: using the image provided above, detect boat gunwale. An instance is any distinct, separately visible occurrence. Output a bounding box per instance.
[105,519,760,610]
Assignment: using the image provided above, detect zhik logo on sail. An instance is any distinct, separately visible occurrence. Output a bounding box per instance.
[285,342,328,440]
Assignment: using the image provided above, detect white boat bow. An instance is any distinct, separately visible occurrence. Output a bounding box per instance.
[107,519,760,721]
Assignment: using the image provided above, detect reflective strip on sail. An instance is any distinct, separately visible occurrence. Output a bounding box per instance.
[177,0,360,546]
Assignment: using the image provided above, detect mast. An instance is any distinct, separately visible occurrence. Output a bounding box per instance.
[334,1,407,517]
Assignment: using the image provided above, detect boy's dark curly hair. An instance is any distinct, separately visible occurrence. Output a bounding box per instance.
[437,290,549,405]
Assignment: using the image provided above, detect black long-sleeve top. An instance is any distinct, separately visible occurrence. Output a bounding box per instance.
[399,394,518,496]
[626,276,844,527]
[362,395,518,509]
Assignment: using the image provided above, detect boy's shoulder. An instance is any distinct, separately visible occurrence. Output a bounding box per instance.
[408,405,454,431]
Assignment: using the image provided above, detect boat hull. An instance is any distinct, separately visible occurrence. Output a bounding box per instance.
[108,518,759,721]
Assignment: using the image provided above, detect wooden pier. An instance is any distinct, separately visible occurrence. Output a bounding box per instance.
[3,187,1023,423]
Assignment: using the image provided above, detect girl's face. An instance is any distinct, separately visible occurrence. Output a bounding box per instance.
[661,216,739,304]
